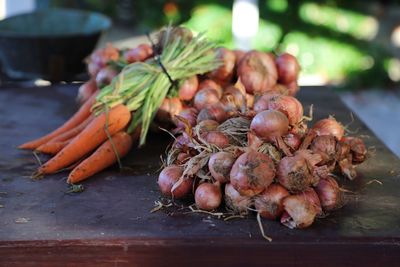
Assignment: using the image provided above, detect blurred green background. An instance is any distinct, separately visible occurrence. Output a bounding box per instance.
[44,0,400,89]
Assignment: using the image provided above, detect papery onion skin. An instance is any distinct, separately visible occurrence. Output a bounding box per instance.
[342,137,367,164]
[253,92,281,113]
[311,135,337,165]
[255,184,289,220]
[315,176,342,211]
[156,97,183,122]
[195,183,222,211]
[230,151,276,197]
[281,189,321,229]
[196,120,219,134]
[225,183,252,214]
[194,88,220,110]
[95,66,118,88]
[277,154,315,192]
[174,107,198,130]
[284,133,302,151]
[208,152,236,183]
[221,86,246,112]
[87,44,120,76]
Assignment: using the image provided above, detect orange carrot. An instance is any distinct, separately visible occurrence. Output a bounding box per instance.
[19,91,98,150]
[48,115,93,143]
[35,140,70,155]
[67,131,133,184]
[37,104,131,175]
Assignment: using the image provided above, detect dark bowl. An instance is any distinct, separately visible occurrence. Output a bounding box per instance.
[0,8,111,82]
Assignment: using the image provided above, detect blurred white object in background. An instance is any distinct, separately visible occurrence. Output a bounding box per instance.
[0,0,35,20]
[232,0,259,51]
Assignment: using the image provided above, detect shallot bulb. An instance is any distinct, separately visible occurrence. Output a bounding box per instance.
[221,86,246,112]
[310,135,337,164]
[287,81,300,96]
[283,133,302,151]
[156,97,183,122]
[87,43,120,77]
[276,53,301,84]
[178,75,199,101]
[230,151,276,197]
[233,49,246,66]
[342,137,367,164]
[237,51,278,94]
[315,176,342,211]
[174,107,198,130]
[208,47,236,83]
[195,183,222,211]
[203,131,230,149]
[208,152,236,183]
[255,184,289,220]
[312,117,344,140]
[95,66,118,88]
[198,79,223,98]
[253,92,280,113]
[225,183,252,214]
[267,95,304,126]
[277,154,316,192]
[158,165,193,199]
[194,88,220,110]
[250,110,292,155]
[281,189,322,229]
[338,156,357,180]
[247,132,264,150]
[124,43,153,63]
[76,79,98,105]
[196,103,228,123]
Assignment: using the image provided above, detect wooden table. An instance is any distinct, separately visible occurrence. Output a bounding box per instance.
[0,85,399,266]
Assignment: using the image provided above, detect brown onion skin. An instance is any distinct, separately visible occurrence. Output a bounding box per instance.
[247,132,264,150]
[281,189,321,229]
[208,152,236,183]
[203,131,230,149]
[287,80,300,96]
[237,51,278,94]
[315,176,342,211]
[194,88,220,110]
[267,95,304,126]
[342,137,367,163]
[230,151,276,197]
[208,48,236,82]
[77,79,98,104]
[196,103,228,123]
[255,184,289,220]
[158,165,183,196]
[277,154,315,192]
[156,97,183,122]
[276,53,301,84]
[311,135,337,165]
[175,152,190,165]
[250,110,289,142]
[221,86,246,112]
[124,43,153,63]
[178,75,199,101]
[195,183,222,211]
[225,183,252,214]
[233,49,246,67]
[312,117,344,140]
[95,66,118,88]
[198,79,223,98]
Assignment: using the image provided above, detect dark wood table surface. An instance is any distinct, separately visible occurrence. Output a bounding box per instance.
[0,85,399,267]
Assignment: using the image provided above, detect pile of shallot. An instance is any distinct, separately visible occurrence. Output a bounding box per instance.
[157,48,367,230]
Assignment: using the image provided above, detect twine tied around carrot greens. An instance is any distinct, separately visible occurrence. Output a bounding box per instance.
[92,26,221,146]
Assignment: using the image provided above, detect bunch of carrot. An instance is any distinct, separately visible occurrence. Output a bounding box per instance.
[19,26,220,184]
